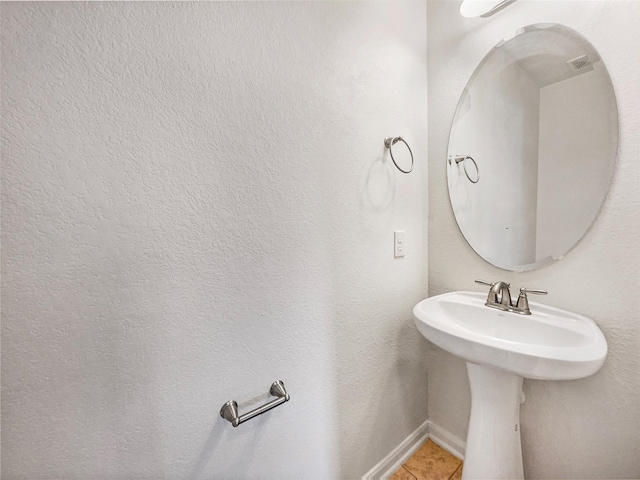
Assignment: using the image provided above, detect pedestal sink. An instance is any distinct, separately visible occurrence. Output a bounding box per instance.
[413,291,607,480]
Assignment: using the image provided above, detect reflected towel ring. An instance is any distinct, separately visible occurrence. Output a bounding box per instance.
[449,155,479,183]
[384,136,414,174]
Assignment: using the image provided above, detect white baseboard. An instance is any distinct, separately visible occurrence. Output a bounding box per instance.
[362,418,430,480]
[362,420,466,480]
[428,421,466,461]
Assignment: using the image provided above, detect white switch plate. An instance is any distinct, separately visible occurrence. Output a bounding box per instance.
[394,231,405,257]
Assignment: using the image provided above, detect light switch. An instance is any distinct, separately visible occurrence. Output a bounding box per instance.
[394,231,405,258]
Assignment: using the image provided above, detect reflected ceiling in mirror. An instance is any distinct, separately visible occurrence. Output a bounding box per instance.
[447,24,618,272]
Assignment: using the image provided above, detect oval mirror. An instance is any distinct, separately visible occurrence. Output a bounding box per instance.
[447,24,618,272]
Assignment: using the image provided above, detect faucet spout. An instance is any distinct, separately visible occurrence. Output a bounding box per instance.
[487,281,512,309]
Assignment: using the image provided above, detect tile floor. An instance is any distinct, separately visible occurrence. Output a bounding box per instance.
[390,439,463,480]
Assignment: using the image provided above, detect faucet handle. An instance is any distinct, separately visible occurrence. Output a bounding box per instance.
[520,287,547,295]
[515,287,547,313]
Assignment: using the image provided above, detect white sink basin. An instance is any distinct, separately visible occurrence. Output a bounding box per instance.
[413,291,607,380]
[413,291,608,480]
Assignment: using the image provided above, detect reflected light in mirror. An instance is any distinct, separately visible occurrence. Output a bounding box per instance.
[460,0,517,18]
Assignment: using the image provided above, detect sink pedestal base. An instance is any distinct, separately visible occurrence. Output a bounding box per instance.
[462,363,524,480]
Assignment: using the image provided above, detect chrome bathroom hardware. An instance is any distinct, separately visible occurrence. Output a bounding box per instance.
[514,287,547,315]
[449,155,479,183]
[476,279,512,310]
[220,380,290,427]
[384,136,414,174]
[475,280,547,315]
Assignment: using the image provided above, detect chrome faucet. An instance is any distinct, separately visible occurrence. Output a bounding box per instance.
[475,280,547,315]
[476,279,513,310]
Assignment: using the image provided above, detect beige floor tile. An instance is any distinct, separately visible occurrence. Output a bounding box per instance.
[402,439,462,480]
[449,464,463,480]
[390,466,418,480]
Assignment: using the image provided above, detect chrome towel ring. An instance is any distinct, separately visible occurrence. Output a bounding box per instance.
[449,155,479,183]
[384,136,414,174]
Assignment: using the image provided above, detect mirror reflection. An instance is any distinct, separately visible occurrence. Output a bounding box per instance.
[447,24,618,271]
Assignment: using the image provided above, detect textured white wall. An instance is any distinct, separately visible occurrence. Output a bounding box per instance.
[1,2,429,478]
[428,1,639,479]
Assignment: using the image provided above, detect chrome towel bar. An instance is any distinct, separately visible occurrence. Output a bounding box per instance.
[220,380,290,427]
